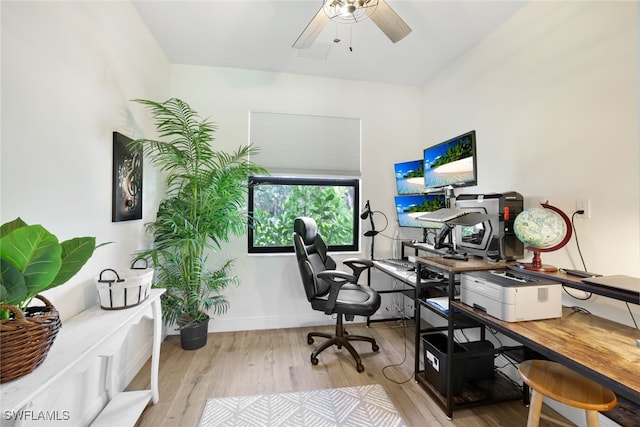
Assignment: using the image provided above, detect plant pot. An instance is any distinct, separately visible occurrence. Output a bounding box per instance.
[0,295,62,383]
[180,319,209,350]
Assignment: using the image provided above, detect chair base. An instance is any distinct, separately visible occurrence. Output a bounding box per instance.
[307,314,379,372]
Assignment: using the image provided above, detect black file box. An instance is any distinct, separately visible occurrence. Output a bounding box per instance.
[422,333,466,395]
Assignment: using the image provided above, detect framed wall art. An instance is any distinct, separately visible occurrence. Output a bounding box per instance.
[112,131,142,222]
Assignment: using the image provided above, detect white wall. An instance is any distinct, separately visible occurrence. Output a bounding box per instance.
[1,1,169,425]
[169,65,424,331]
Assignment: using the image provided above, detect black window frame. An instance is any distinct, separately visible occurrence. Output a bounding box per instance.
[247,176,360,254]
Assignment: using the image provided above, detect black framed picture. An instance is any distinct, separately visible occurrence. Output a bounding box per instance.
[112,131,142,222]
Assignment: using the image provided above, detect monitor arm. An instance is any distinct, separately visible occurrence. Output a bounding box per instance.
[434,223,455,252]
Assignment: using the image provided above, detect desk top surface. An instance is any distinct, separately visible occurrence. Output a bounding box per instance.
[507,266,639,304]
[453,302,640,401]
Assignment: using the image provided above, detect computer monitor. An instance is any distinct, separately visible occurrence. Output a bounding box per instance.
[423,130,477,191]
[394,159,426,194]
[394,194,445,229]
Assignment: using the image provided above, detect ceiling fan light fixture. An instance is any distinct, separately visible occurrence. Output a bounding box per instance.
[323,0,379,24]
[293,0,411,49]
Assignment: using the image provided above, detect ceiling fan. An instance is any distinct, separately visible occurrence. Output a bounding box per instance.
[293,0,412,49]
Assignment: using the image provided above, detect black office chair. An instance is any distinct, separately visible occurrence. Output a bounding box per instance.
[293,217,381,372]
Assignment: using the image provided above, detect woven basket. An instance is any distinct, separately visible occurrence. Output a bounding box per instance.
[95,259,153,310]
[0,294,62,383]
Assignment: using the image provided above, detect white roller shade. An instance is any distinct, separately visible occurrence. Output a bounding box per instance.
[249,111,361,176]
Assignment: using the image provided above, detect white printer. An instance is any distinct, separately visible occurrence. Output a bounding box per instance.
[460,270,562,322]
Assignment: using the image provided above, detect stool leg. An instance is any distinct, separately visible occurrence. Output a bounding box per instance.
[527,389,543,427]
[585,410,600,427]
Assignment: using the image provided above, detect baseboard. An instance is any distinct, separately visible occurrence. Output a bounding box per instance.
[164,313,393,334]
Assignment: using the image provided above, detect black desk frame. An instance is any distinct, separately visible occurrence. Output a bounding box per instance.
[373,242,521,419]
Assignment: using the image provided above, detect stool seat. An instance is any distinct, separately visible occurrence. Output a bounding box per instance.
[519,360,617,427]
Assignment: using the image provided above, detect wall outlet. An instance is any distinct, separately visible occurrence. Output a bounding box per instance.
[576,199,591,218]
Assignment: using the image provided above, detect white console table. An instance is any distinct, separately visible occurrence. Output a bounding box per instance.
[0,289,165,427]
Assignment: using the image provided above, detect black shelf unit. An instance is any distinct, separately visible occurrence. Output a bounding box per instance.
[408,243,521,419]
[415,370,523,413]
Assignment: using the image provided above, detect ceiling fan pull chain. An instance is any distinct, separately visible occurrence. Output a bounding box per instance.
[349,25,353,52]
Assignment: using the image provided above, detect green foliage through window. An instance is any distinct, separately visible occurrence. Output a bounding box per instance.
[248,177,359,253]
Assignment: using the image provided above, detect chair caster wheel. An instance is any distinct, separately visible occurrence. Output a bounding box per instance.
[308,337,314,345]
[311,357,319,365]
[337,344,342,349]
[356,364,364,373]
[372,344,379,352]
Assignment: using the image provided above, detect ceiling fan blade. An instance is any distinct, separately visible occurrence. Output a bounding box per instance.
[293,6,330,49]
[370,0,412,43]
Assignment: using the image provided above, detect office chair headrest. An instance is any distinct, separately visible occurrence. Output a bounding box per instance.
[294,217,317,245]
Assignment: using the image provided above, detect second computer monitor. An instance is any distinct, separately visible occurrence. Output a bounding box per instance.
[395,194,445,229]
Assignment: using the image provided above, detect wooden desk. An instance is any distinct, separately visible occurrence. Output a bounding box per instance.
[452,302,640,422]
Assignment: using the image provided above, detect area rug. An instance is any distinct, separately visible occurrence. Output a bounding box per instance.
[198,384,407,427]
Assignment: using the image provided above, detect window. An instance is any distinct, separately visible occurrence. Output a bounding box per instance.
[248,176,360,253]
[247,111,361,254]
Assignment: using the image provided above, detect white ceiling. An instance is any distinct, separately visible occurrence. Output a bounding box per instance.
[132,0,527,87]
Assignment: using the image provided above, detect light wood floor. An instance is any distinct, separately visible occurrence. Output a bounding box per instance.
[129,320,568,427]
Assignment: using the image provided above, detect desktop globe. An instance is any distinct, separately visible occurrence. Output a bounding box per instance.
[513,202,572,272]
[515,208,566,248]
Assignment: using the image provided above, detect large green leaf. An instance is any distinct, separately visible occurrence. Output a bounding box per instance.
[0,224,62,297]
[49,236,96,289]
[0,217,27,237]
[0,258,27,305]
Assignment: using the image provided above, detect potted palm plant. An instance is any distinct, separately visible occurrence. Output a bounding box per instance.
[132,98,266,350]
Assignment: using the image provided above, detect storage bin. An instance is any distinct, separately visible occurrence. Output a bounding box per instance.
[422,333,466,395]
[462,340,495,381]
[95,259,153,310]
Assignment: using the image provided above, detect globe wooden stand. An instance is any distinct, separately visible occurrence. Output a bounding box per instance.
[515,202,573,273]
[517,251,559,272]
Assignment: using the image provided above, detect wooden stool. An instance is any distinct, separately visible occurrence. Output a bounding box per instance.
[518,360,617,427]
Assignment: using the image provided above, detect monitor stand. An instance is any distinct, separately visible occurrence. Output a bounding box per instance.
[443,252,468,261]
[434,222,468,261]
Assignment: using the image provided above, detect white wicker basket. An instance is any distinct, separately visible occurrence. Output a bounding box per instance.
[95,259,153,310]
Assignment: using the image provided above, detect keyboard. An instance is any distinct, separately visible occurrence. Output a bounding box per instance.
[376,258,415,271]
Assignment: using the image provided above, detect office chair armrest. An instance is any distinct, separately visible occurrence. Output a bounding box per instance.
[342,258,373,282]
[317,270,357,283]
[317,270,356,314]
